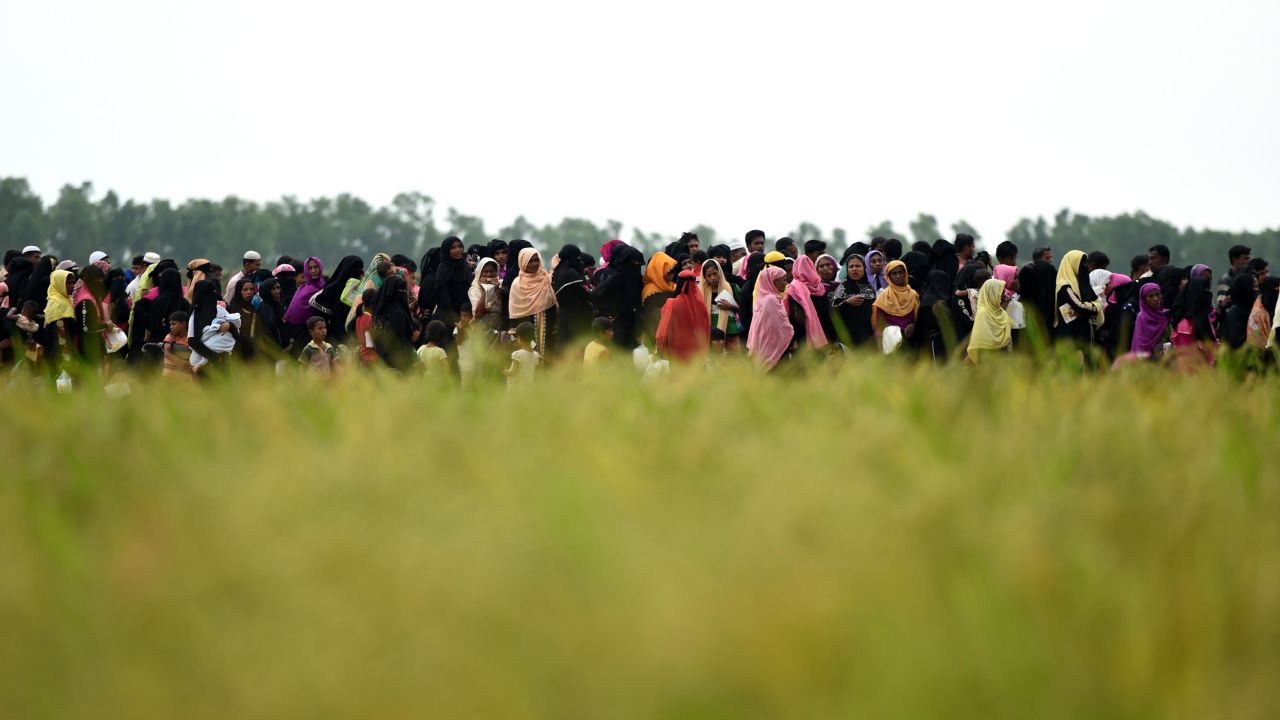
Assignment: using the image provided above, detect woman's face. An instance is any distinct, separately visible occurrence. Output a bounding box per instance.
[494,249,508,267]
[449,242,464,261]
[480,265,498,285]
[847,257,865,282]
[308,261,322,280]
[466,254,477,270]
[240,282,255,301]
[816,257,837,283]
[681,258,695,272]
[1143,290,1162,311]
[704,264,721,285]
[1197,268,1212,281]
[869,255,885,275]
[773,276,789,293]
[270,284,282,301]
[525,255,541,274]
[888,266,907,287]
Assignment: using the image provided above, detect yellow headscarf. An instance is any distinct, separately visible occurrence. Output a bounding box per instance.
[1053,250,1099,327]
[871,260,920,318]
[642,252,677,301]
[45,269,75,323]
[1055,250,1086,301]
[967,278,1012,360]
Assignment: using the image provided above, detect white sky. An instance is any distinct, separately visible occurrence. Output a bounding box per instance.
[2,0,1278,246]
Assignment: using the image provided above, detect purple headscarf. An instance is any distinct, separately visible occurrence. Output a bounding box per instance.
[1190,264,1211,281]
[864,250,888,296]
[1130,282,1170,354]
[283,256,325,324]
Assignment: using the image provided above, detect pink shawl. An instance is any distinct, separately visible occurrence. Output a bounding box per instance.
[783,256,828,349]
[746,267,794,370]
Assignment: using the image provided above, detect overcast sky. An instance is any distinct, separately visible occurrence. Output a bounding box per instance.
[2,0,1277,246]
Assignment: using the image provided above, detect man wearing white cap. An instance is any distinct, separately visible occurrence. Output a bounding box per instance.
[126,251,163,300]
[223,250,264,303]
[89,251,111,272]
[21,245,41,262]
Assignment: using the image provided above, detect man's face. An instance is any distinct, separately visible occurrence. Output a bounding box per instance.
[1147,250,1166,269]
[783,244,799,259]
[132,263,144,277]
[245,259,262,274]
[748,238,765,253]
[1235,253,1252,270]
[731,248,747,264]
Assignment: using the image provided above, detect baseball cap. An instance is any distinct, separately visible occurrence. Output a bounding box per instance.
[89,251,109,265]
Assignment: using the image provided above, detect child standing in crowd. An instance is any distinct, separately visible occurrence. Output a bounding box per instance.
[416,320,450,376]
[583,317,612,366]
[300,316,338,375]
[506,322,540,387]
[354,288,378,367]
[162,311,192,379]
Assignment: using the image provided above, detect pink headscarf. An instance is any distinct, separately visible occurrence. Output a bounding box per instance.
[783,256,829,349]
[600,240,624,266]
[992,264,1018,300]
[1109,272,1132,303]
[746,267,794,370]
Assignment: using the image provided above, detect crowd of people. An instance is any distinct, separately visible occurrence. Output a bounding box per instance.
[1,231,1277,387]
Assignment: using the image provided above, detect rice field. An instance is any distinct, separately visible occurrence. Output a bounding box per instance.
[2,358,1278,719]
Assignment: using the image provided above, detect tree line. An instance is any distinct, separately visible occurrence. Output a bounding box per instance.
[2,177,1277,271]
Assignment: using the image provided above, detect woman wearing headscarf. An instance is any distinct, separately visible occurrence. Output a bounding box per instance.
[918,270,960,362]
[1169,275,1218,370]
[187,279,239,373]
[826,253,876,347]
[415,247,443,322]
[283,256,325,354]
[227,276,262,361]
[274,263,299,307]
[308,255,364,344]
[552,244,593,353]
[640,251,678,345]
[1224,272,1258,350]
[1054,250,1104,348]
[487,240,510,278]
[599,239,624,268]
[952,262,986,333]
[967,278,1013,363]
[372,274,417,371]
[42,268,79,371]
[344,252,393,328]
[872,260,920,353]
[589,244,643,349]
[23,256,57,312]
[184,259,213,301]
[125,262,160,362]
[509,247,558,355]
[930,239,959,285]
[656,269,711,363]
[785,255,829,351]
[1018,256,1059,344]
[499,239,533,328]
[1250,277,1279,351]
[468,257,503,338]
[72,265,112,365]
[256,277,287,350]
[1129,283,1171,357]
[434,237,473,331]
[864,250,888,297]
[700,258,740,348]
[746,266,794,371]
[142,267,189,349]
[901,251,930,294]
[735,251,766,336]
[991,264,1025,340]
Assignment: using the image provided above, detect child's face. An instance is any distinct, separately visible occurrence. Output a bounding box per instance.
[21,304,37,319]
[712,339,725,352]
[310,322,327,342]
[169,319,184,335]
[604,328,614,341]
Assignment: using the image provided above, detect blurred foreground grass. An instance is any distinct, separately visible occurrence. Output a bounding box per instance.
[2,358,1279,719]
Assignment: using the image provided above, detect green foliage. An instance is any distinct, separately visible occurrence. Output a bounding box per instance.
[1,361,1279,717]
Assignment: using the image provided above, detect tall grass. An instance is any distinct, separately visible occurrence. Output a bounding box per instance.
[2,359,1278,719]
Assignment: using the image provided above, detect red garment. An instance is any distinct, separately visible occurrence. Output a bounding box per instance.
[355,313,378,365]
[656,270,711,363]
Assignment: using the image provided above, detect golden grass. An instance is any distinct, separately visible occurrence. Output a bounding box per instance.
[2,358,1278,718]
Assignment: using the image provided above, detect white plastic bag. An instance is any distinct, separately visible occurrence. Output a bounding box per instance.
[881,325,903,354]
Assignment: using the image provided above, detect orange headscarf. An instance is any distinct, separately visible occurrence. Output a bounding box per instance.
[508,247,557,319]
[642,252,678,302]
[872,260,920,319]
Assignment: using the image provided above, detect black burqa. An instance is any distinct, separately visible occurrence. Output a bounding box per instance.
[552,244,593,351]
[589,244,643,348]
[372,274,416,370]
[434,237,473,327]
[1223,273,1256,349]
[931,240,959,285]
[310,255,363,343]
[736,252,767,336]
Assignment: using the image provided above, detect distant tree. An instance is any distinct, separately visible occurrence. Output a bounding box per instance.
[909,213,941,247]
[866,220,905,243]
